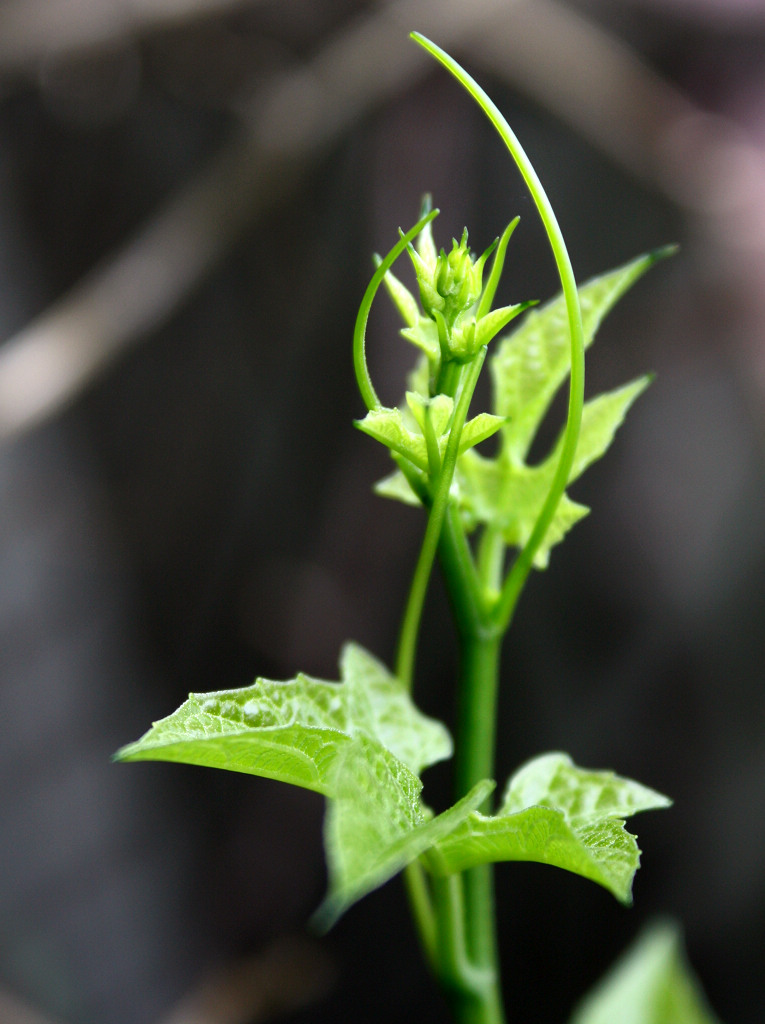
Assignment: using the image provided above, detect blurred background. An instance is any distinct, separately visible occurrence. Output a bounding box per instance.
[1,0,764,1022]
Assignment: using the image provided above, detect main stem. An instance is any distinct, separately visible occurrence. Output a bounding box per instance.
[436,512,506,1024]
[454,630,504,1024]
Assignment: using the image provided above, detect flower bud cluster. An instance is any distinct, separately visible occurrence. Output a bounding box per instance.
[408,228,489,340]
[402,218,526,368]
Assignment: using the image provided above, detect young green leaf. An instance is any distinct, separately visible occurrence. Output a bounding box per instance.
[454,449,590,569]
[425,753,671,904]
[115,643,452,792]
[356,406,430,471]
[453,375,650,567]
[357,402,507,479]
[406,391,454,436]
[376,251,667,569]
[400,316,441,361]
[374,467,424,507]
[458,412,507,453]
[492,250,667,461]
[378,262,420,329]
[569,921,722,1024]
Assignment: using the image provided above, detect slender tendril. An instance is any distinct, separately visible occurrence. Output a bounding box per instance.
[409,32,585,635]
[396,348,486,690]
[353,208,439,412]
[408,34,587,1024]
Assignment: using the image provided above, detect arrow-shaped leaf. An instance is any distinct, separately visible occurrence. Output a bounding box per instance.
[115,643,452,793]
[426,753,671,904]
[452,373,650,567]
[492,250,666,461]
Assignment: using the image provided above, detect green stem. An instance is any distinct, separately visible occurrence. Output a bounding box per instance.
[395,349,486,689]
[433,873,504,1024]
[423,403,444,477]
[438,526,505,1021]
[433,627,504,1024]
[437,356,462,399]
[404,862,438,973]
[454,631,503,985]
[476,525,505,599]
[438,503,485,633]
[454,631,502,804]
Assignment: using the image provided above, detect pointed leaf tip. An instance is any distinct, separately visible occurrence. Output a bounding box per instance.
[115,642,452,792]
[648,243,679,264]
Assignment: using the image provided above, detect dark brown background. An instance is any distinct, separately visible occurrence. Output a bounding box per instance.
[1,1,764,1022]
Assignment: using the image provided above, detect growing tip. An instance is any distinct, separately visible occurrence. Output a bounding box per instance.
[410,31,442,61]
[648,243,680,264]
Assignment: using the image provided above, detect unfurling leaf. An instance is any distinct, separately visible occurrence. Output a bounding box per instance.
[426,753,671,904]
[356,407,430,471]
[315,748,492,930]
[357,401,506,480]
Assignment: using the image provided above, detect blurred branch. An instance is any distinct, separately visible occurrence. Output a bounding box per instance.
[0,0,512,444]
[0,988,65,1024]
[0,939,332,1024]
[473,0,765,255]
[155,937,335,1024]
[0,131,296,442]
[3,0,764,444]
[0,0,257,72]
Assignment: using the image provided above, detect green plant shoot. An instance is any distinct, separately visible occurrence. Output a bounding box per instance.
[115,33,700,1024]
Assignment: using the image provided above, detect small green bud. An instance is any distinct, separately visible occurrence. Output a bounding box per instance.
[448,317,479,361]
[407,244,443,317]
[408,228,489,329]
[416,203,438,267]
[434,230,484,324]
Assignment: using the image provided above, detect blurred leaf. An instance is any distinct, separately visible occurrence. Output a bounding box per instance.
[454,375,649,568]
[454,448,590,569]
[569,921,723,1024]
[374,467,422,506]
